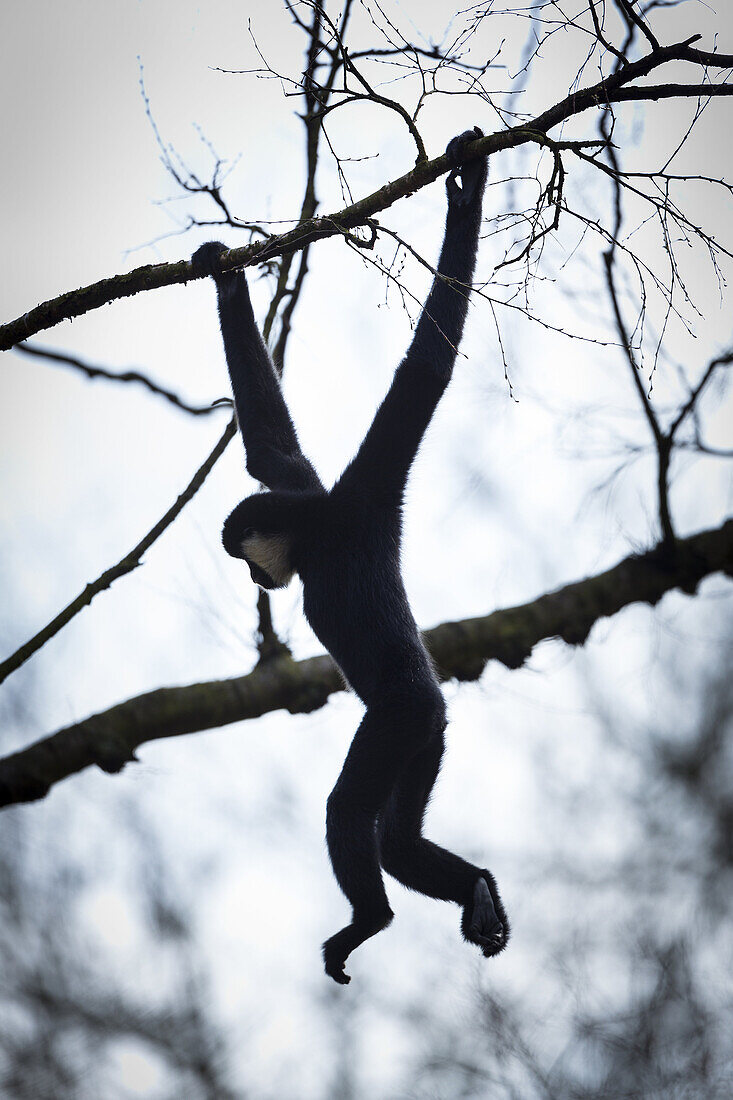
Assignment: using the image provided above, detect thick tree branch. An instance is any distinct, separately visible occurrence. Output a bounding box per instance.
[1,519,731,809]
[1,33,730,352]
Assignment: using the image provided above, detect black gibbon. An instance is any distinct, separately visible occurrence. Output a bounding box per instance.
[192,127,508,984]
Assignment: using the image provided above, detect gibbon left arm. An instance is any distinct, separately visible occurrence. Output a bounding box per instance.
[334,127,488,504]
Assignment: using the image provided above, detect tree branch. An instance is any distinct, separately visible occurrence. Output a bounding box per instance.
[1,519,731,809]
[253,1,349,663]
[614,0,659,52]
[671,350,733,437]
[2,33,731,352]
[603,83,733,104]
[0,419,237,687]
[14,342,227,416]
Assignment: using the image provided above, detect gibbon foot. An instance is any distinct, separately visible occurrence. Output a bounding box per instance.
[461,873,509,958]
[323,929,354,985]
[323,908,394,985]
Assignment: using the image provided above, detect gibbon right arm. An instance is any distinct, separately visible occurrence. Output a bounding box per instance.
[192,242,323,495]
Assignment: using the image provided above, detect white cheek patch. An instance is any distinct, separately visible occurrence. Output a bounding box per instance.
[241,533,293,586]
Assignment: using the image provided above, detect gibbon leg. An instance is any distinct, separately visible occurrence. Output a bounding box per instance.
[323,698,436,984]
[378,727,509,957]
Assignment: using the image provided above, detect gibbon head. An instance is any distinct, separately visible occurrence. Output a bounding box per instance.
[221,493,296,590]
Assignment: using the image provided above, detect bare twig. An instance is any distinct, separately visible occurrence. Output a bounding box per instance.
[669,350,733,437]
[615,0,660,51]
[598,26,676,545]
[15,341,227,416]
[0,419,237,687]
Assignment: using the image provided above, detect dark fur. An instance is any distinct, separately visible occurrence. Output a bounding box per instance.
[192,128,508,984]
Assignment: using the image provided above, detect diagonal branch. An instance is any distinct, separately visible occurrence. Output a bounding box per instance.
[2,32,731,352]
[14,341,227,416]
[614,0,659,52]
[588,0,629,64]
[1,519,731,808]
[0,418,237,687]
[669,349,733,437]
